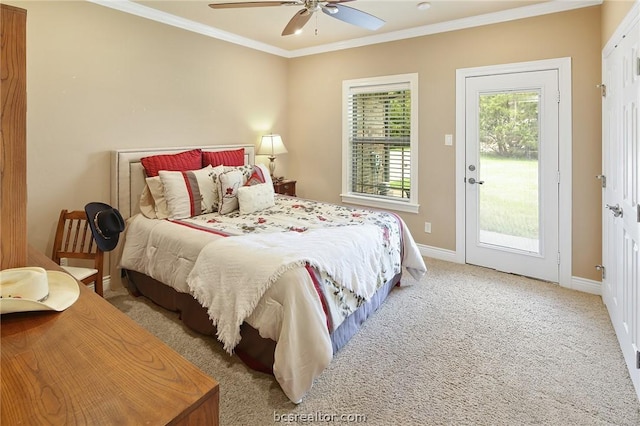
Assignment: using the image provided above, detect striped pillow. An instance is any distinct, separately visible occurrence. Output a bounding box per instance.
[159,166,216,219]
[140,149,202,177]
[202,148,245,167]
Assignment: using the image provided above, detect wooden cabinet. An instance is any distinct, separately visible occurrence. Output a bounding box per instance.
[0,4,27,269]
[1,247,220,425]
[274,179,296,196]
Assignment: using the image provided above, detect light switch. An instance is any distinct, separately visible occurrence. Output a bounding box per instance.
[445,134,453,146]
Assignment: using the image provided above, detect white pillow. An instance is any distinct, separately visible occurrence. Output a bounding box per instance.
[139,183,158,219]
[159,166,216,219]
[218,170,244,215]
[237,183,275,215]
[146,176,170,219]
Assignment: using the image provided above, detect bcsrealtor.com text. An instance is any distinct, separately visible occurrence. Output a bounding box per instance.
[273,411,367,423]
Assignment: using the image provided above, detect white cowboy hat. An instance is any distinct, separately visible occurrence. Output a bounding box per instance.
[0,267,80,314]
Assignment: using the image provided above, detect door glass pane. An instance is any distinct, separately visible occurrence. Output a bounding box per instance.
[478,90,540,253]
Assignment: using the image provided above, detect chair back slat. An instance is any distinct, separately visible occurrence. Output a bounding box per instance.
[61,214,98,255]
[51,209,105,296]
[71,219,81,253]
[79,220,90,253]
[63,219,73,252]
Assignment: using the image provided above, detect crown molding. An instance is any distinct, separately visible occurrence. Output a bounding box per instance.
[88,0,602,59]
[87,0,290,57]
[290,0,602,57]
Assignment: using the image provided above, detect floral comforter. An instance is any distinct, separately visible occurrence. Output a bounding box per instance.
[120,195,426,403]
[171,196,415,328]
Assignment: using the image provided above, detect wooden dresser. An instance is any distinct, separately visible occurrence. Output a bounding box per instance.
[1,247,219,425]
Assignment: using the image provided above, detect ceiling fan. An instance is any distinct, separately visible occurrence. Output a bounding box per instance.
[208,0,385,36]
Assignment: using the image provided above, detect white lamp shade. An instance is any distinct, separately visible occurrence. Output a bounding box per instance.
[257,134,288,157]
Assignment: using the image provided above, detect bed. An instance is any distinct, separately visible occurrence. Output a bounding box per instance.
[112,144,427,403]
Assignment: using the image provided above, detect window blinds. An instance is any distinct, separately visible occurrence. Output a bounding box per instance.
[347,82,412,200]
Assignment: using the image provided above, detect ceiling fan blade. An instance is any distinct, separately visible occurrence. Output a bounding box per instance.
[209,1,300,9]
[282,9,312,36]
[322,3,384,31]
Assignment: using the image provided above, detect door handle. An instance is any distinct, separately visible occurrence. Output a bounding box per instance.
[468,178,484,185]
[606,203,623,218]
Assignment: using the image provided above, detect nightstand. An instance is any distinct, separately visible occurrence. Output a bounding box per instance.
[273,179,296,196]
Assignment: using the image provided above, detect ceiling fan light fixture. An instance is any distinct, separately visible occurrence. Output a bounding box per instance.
[211,0,385,36]
[417,2,431,11]
[324,5,339,14]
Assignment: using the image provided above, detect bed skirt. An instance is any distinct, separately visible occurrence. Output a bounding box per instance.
[123,269,401,374]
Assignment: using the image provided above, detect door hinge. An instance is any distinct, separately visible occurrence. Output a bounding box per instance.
[595,264,606,279]
[637,57,640,77]
[557,252,561,265]
[637,204,640,223]
[556,90,560,103]
[596,83,606,97]
[636,351,640,369]
[596,174,607,188]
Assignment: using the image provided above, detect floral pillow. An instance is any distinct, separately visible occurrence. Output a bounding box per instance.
[224,164,272,185]
[209,165,226,212]
[159,166,217,219]
[217,170,244,215]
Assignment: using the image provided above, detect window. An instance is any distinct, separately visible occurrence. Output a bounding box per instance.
[341,73,419,213]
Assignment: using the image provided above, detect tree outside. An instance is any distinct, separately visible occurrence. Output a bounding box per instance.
[479,91,539,159]
[478,91,540,242]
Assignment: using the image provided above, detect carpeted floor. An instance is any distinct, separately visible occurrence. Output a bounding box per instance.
[106,258,640,425]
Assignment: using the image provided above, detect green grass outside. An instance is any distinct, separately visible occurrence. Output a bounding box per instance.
[478,155,539,239]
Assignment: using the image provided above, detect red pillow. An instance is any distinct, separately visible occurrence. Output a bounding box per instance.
[141,149,202,177]
[245,169,266,186]
[202,148,244,167]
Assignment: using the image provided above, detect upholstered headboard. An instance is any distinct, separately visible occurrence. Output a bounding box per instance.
[111,144,255,219]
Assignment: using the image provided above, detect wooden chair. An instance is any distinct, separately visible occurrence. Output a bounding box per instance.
[51,210,105,296]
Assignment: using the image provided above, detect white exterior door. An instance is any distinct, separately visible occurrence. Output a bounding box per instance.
[601,10,640,400]
[464,70,560,283]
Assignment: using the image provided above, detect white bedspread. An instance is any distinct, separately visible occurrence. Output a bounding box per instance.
[119,198,427,404]
[188,225,385,354]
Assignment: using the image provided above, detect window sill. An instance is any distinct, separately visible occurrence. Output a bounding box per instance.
[340,193,420,214]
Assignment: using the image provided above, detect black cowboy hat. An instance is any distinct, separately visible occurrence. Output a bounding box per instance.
[85,202,125,252]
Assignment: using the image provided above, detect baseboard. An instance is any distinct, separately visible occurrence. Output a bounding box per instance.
[567,276,601,296]
[87,275,112,295]
[417,244,461,263]
[417,243,602,296]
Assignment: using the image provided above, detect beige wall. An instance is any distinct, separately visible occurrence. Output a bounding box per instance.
[601,0,636,47]
[8,1,288,272]
[8,1,635,283]
[288,6,604,280]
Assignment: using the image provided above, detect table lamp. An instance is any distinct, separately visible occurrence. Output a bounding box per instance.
[257,134,288,178]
